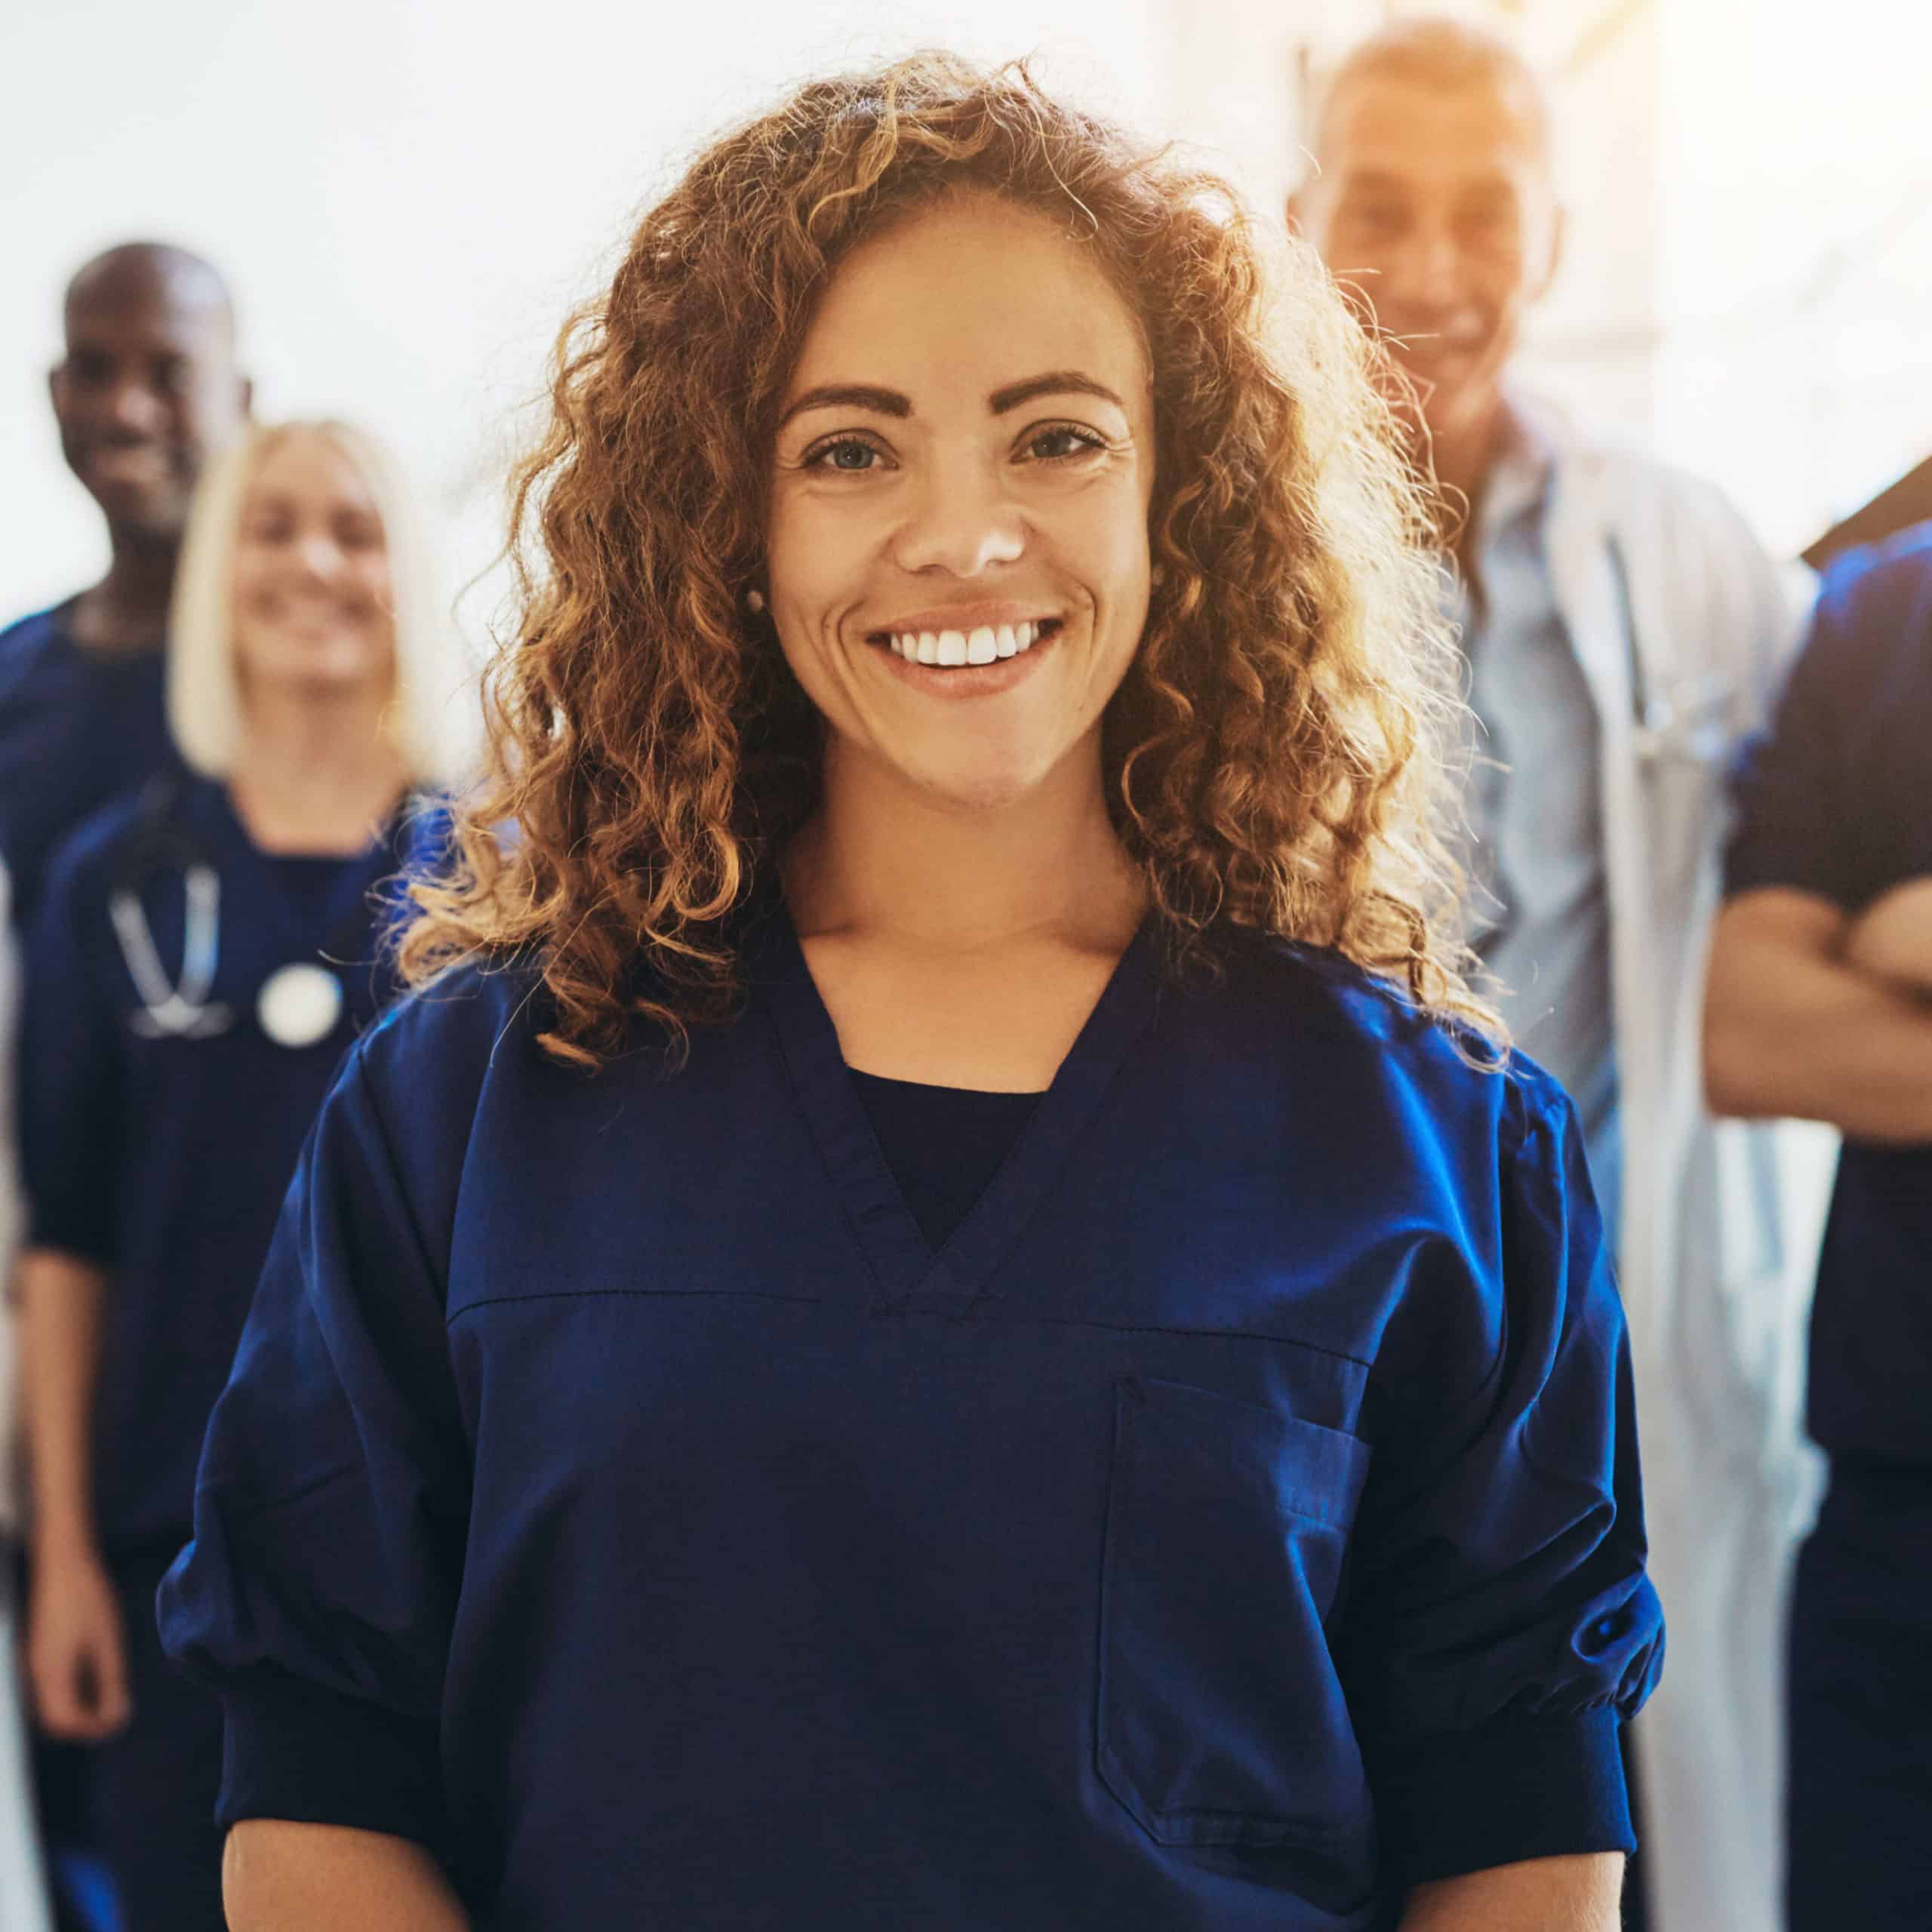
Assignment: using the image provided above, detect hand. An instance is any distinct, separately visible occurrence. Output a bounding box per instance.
[1401,1853,1623,1930]
[27,1542,132,1740]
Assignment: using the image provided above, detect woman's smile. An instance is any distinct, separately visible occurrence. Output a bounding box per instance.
[863,608,1066,697]
[873,615,1057,666]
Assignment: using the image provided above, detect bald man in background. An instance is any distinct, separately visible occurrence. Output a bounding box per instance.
[1293,21,1821,1932]
[0,242,251,926]
[1,241,247,1930]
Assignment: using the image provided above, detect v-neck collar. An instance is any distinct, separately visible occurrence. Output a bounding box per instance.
[752,903,1164,1316]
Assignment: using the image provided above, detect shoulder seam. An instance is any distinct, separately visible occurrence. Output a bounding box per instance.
[356,997,501,1306]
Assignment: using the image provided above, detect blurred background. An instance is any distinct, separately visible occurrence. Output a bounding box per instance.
[8,0,1930,633]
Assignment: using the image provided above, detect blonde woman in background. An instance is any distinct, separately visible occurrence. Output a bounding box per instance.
[13,420,470,1932]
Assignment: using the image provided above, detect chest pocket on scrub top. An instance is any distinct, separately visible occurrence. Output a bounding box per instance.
[1097,1376,1372,1851]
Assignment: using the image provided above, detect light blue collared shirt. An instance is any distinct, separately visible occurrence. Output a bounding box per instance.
[1447,407,1622,1247]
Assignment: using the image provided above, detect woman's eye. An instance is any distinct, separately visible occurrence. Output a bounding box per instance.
[804,437,886,473]
[335,517,385,552]
[1023,424,1106,463]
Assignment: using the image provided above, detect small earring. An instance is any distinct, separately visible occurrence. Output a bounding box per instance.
[1149,565,1167,588]
[744,587,766,614]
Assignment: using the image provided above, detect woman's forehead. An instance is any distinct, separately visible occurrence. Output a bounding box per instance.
[785,195,1151,419]
[245,432,377,509]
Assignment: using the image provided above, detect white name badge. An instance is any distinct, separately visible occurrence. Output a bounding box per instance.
[257,962,344,1048]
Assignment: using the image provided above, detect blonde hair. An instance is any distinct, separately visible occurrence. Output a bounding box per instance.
[168,419,473,786]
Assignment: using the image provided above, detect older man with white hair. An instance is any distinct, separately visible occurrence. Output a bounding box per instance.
[1292,20,1823,1931]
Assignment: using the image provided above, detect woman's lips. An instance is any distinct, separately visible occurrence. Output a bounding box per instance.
[867,618,1063,698]
[878,617,1056,666]
[247,595,371,641]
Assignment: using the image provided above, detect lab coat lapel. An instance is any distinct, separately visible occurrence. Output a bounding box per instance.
[1538,440,1668,1341]
[1523,405,1638,745]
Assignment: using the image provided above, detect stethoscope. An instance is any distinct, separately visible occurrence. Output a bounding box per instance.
[107,780,367,1051]
[1604,533,1730,766]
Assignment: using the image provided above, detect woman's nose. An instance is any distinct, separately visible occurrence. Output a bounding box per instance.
[292,532,343,582]
[890,451,1026,577]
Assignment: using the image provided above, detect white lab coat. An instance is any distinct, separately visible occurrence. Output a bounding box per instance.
[1532,402,1833,1932]
[0,863,54,1932]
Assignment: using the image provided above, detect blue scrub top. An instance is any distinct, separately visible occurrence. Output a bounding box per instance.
[18,775,420,1551]
[160,912,1662,1927]
[1726,524,1932,1469]
[0,604,179,928]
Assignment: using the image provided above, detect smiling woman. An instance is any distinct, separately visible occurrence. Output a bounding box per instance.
[159,54,1658,1932]
[14,418,469,1930]
[167,422,458,792]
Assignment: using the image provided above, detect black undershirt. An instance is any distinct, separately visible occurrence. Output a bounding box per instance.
[847,1069,1044,1251]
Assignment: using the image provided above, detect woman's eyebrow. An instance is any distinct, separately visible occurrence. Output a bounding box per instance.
[778,383,911,428]
[988,371,1125,415]
[779,371,1128,430]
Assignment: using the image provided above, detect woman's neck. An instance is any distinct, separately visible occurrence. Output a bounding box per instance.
[226,685,408,856]
[786,733,1146,958]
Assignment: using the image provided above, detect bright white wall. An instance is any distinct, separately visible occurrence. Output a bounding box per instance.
[1,0,1170,631]
[1655,0,1932,555]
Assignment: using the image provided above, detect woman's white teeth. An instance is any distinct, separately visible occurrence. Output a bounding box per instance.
[889,620,1041,663]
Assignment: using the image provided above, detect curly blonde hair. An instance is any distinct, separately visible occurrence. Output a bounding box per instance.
[404,51,1493,1066]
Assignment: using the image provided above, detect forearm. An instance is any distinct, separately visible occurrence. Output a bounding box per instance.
[224,1821,471,1931]
[17,1247,109,1552]
[1400,1853,1623,1930]
[1704,891,1932,1142]
[1843,877,1932,993]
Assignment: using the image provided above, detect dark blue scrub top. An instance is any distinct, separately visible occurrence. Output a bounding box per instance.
[0,604,178,928]
[18,775,419,1551]
[1726,524,1932,1469]
[160,913,1661,1927]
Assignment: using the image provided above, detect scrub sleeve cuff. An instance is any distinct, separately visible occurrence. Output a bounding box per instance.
[215,1666,446,1849]
[1371,1707,1633,1886]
